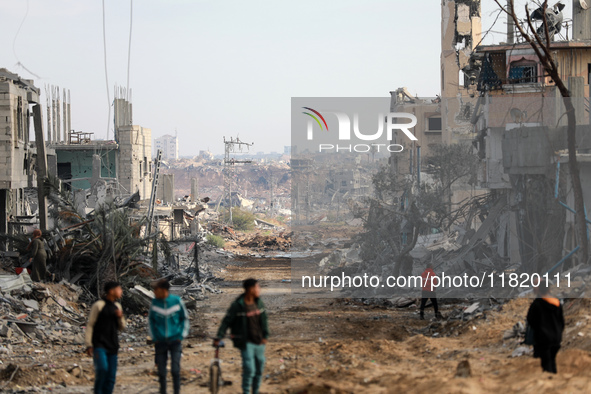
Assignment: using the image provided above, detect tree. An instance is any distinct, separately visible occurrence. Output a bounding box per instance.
[355,144,480,277]
[493,0,589,264]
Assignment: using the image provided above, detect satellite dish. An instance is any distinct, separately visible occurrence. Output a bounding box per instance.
[580,0,590,10]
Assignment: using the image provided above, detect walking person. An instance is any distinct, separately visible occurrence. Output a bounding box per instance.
[214,278,269,394]
[527,284,564,373]
[420,263,442,320]
[85,281,126,394]
[149,279,190,394]
[27,229,51,282]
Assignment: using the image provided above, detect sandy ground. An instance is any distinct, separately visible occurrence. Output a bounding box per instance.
[3,255,591,393]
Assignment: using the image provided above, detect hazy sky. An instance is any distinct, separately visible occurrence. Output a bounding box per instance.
[0,0,572,155]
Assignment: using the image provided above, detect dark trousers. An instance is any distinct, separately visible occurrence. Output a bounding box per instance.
[535,344,560,373]
[93,347,118,394]
[155,340,182,394]
[420,292,438,315]
[31,256,50,282]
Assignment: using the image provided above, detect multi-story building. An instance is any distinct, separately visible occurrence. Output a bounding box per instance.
[154,134,179,161]
[0,69,44,234]
[469,0,591,269]
[51,97,153,201]
[389,0,484,212]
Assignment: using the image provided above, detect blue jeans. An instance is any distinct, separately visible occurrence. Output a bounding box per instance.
[155,340,182,394]
[240,342,266,394]
[93,347,118,394]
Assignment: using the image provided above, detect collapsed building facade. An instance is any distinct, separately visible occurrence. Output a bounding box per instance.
[50,94,152,209]
[387,0,486,257]
[381,0,591,278]
[390,0,483,193]
[469,1,591,270]
[0,69,56,236]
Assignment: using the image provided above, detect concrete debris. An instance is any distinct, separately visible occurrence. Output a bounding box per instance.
[0,324,12,338]
[239,233,292,251]
[0,281,86,347]
[503,321,525,340]
[22,299,39,311]
[464,302,480,315]
[454,359,472,378]
[511,346,533,358]
[386,297,416,308]
[0,274,33,293]
[319,245,362,270]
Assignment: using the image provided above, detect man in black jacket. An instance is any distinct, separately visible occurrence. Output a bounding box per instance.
[526,284,564,373]
[214,278,269,394]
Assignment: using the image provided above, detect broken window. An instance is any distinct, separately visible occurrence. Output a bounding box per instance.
[17,96,23,142]
[508,60,538,84]
[427,117,442,132]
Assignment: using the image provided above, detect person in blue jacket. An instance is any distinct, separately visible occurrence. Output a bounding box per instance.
[149,279,190,394]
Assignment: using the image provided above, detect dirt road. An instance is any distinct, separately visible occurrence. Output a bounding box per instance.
[3,256,591,393]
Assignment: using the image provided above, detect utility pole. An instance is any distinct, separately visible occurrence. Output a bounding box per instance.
[33,105,48,231]
[222,136,253,225]
[269,171,274,216]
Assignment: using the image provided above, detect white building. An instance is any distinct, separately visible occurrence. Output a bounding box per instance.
[154,134,179,160]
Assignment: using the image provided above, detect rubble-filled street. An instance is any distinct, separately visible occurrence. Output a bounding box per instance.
[3,243,591,393]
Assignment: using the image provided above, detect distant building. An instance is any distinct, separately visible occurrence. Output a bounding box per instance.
[51,97,153,201]
[284,146,291,154]
[154,134,178,160]
[199,150,214,161]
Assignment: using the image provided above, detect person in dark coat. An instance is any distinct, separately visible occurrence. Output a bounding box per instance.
[527,284,565,373]
[215,278,269,394]
[27,229,50,282]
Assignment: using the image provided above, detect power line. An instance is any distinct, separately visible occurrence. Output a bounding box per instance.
[12,0,41,79]
[102,0,112,140]
[126,0,133,101]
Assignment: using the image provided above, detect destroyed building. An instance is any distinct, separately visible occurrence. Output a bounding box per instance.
[468,1,591,269]
[0,69,57,236]
[50,94,153,204]
[390,0,484,209]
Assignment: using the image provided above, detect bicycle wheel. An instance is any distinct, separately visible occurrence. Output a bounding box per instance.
[210,362,221,394]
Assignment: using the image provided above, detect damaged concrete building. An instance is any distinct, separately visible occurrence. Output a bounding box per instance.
[50,94,153,210]
[468,1,591,269]
[390,0,481,164]
[389,0,484,212]
[0,69,55,235]
[0,71,154,235]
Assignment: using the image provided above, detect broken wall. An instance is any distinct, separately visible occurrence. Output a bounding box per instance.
[0,70,39,234]
[117,125,152,200]
[54,147,117,190]
[441,0,481,144]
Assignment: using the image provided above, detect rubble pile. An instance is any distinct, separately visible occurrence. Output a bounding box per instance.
[0,276,86,350]
[208,222,237,239]
[239,232,292,251]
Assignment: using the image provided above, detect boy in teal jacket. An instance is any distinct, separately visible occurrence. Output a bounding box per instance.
[149,279,189,394]
[214,278,269,394]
